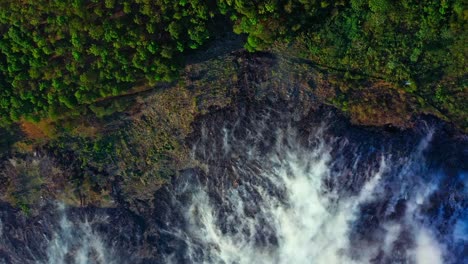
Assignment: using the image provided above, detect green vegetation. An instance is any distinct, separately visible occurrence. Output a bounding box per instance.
[0,0,465,210]
[225,0,466,83]
[298,0,467,125]
[27,85,197,207]
[0,0,465,127]
[224,0,466,124]
[0,0,217,124]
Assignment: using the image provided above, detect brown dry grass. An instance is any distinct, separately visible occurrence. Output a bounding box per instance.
[347,81,415,128]
[19,119,55,140]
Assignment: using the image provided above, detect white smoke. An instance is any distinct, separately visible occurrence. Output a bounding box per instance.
[168,118,457,264]
[42,115,461,264]
[46,204,112,264]
[174,125,394,264]
[413,228,444,264]
[382,223,401,256]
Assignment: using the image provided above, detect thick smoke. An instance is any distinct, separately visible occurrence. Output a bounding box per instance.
[413,228,443,264]
[159,115,462,264]
[5,108,464,264]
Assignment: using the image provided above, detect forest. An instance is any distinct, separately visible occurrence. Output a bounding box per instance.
[0,0,466,125]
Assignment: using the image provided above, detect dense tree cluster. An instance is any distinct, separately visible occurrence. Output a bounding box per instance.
[225,0,465,82]
[0,0,217,123]
[0,0,465,124]
[304,0,466,85]
[218,0,339,51]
